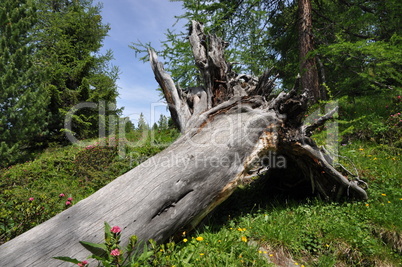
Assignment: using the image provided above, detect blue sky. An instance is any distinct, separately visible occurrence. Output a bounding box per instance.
[95,0,186,127]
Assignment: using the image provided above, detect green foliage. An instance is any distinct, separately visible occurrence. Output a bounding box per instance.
[0,129,179,244]
[147,0,402,98]
[337,90,402,145]
[56,221,271,267]
[34,0,120,143]
[0,0,49,167]
[0,0,120,166]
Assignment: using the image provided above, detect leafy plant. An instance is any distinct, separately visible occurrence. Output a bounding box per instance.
[55,222,141,267]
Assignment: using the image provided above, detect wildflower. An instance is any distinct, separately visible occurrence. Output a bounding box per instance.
[183,238,188,243]
[59,193,65,197]
[199,253,204,256]
[258,250,263,254]
[67,197,73,201]
[359,148,364,151]
[110,249,120,256]
[65,201,71,206]
[77,260,88,267]
[365,203,369,207]
[195,236,204,241]
[381,193,387,196]
[28,197,34,201]
[110,226,121,234]
[269,254,274,257]
[241,236,248,242]
[387,201,391,203]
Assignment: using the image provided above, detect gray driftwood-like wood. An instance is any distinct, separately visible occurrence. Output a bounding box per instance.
[0,21,367,266]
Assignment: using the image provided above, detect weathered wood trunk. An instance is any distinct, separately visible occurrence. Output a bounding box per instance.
[0,21,367,266]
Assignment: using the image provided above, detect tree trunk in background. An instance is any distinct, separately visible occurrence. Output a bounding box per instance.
[298,0,321,102]
[0,21,367,267]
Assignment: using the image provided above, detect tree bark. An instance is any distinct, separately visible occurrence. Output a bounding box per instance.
[298,0,321,102]
[0,21,367,266]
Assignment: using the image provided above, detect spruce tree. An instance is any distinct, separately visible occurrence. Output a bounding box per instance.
[35,0,120,143]
[0,0,48,167]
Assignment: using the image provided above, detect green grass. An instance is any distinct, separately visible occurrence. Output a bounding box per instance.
[0,129,179,244]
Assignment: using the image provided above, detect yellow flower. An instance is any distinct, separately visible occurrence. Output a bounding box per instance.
[400,198,402,200]
[196,236,204,241]
[388,201,391,203]
[258,250,263,254]
[241,236,248,242]
[359,148,364,151]
[365,203,369,207]
[381,193,387,196]
[183,238,188,243]
[269,254,274,257]
[199,253,204,256]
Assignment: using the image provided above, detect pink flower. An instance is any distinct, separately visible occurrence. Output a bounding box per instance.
[398,95,401,99]
[77,260,88,267]
[65,201,71,206]
[67,197,73,201]
[110,249,120,256]
[59,193,65,197]
[110,226,121,234]
[28,197,34,201]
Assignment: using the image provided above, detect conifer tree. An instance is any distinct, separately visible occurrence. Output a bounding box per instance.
[35,0,120,142]
[137,113,149,132]
[0,0,48,167]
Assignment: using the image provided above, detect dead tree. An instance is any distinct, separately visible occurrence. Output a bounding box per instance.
[0,21,367,266]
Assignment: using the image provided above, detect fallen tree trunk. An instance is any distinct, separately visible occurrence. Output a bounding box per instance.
[0,21,367,266]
